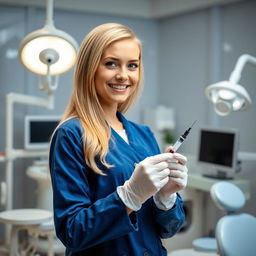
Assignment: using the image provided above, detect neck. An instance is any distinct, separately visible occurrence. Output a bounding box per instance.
[103,109,124,131]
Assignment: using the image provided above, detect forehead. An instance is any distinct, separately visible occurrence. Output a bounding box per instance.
[103,38,140,59]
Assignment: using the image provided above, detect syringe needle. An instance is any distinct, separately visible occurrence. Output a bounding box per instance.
[170,120,197,152]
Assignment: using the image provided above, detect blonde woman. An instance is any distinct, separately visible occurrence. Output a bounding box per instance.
[49,23,188,256]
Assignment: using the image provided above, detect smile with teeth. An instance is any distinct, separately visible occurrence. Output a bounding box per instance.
[108,84,129,90]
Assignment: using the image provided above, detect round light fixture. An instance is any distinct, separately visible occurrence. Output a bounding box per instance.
[205,81,252,116]
[205,54,256,116]
[19,25,78,75]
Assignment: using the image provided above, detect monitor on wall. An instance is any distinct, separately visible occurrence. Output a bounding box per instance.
[24,115,60,150]
[197,127,239,179]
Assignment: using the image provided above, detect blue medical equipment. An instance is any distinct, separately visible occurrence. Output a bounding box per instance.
[213,181,256,256]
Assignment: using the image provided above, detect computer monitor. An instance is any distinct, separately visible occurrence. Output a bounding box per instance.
[197,127,239,179]
[24,115,60,150]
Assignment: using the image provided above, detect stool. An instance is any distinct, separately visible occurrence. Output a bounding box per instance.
[0,208,52,256]
[168,248,218,256]
[28,219,65,255]
[192,237,217,252]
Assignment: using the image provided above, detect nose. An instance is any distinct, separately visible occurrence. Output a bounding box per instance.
[115,68,128,82]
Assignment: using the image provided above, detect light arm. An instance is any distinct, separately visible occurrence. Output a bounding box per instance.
[229,54,256,84]
[205,53,256,116]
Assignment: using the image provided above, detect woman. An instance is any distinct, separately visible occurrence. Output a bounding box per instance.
[49,23,188,256]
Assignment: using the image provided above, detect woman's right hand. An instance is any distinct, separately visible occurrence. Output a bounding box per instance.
[117,153,173,211]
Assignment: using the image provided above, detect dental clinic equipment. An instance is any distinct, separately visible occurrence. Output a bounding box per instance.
[2,0,78,245]
[205,54,256,116]
[213,182,256,256]
[19,0,78,92]
[205,53,256,161]
[170,120,197,153]
[198,127,239,179]
[4,0,77,210]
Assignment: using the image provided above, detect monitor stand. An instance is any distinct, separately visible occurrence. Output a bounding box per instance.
[203,170,234,180]
[33,156,48,166]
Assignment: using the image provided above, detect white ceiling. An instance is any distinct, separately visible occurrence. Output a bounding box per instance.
[0,0,245,18]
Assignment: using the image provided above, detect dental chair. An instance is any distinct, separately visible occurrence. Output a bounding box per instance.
[213,181,256,256]
[169,181,256,256]
[192,181,248,255]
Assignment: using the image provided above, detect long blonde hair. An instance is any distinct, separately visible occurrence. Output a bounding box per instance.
[62,23,143,175]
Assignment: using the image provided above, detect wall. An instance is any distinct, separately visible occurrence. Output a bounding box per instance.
[157,0,256,238]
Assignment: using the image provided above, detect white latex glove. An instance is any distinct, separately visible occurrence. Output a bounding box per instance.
[117,153,174,211]
[154,152,188,210]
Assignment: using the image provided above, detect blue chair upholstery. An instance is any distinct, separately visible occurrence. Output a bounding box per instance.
[210,181,245,213]
[212,182,256,256]
[216,213,256,256]
[192,181,245,253]
[192,237,217,252]
[170,182,255,256]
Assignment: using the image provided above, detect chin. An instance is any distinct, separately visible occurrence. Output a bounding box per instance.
[113,94,130,103]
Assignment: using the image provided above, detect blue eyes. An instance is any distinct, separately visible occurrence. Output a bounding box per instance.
[105,61,138,70]
[105,61,117,67]
[128,63,138,69]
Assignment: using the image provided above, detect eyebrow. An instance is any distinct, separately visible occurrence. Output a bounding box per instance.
[103,57,140,62]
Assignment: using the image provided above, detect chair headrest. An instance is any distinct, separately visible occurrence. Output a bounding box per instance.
[210,181,245,212]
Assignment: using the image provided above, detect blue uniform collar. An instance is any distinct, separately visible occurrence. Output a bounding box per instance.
[111,112,134,146]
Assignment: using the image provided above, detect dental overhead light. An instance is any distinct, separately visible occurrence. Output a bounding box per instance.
[205,54,256,116]
[2,0,78,242]
[19,0,78,91]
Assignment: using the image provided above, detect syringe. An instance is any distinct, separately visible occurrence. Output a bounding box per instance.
[170,120,197,153]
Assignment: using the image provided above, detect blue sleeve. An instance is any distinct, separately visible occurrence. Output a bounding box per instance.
[154,194,185,238]
[49,126,138,252]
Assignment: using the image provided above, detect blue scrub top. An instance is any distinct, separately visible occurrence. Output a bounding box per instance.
[49,112,185,256]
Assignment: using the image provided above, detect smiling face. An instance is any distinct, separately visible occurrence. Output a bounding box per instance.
[95,38,140,111]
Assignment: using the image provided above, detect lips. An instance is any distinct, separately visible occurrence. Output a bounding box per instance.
[108,83,129,89]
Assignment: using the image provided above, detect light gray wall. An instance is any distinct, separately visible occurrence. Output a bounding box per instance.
[157,9,210,153]
[157,0,256,235]
[158,0,256,155]
[215,0,256,231]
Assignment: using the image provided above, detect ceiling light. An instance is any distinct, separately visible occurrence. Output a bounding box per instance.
[205,54,256,116]
[18,0,78,91]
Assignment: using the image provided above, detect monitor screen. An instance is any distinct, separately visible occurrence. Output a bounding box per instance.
[24,115,60,150]
[197,127,239,179]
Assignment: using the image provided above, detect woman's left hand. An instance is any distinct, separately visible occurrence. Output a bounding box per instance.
[153,150,188,210]
[159,153,188,199]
